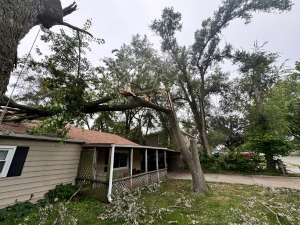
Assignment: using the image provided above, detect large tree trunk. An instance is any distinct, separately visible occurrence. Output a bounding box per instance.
[166,91,208,192]
[182,70,211,156]
[167,111,208,192]
[265,150,276,171]
[199,72,211,155]
[0,0,90,96]
[189,103,211,156]
[199,99,211,155]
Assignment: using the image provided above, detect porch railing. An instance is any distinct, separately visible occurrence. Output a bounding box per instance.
[75,168,167,203]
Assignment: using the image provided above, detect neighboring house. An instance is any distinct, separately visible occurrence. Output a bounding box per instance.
[0,122,168,207]
[144,130,196,171]
[145,130,195,149]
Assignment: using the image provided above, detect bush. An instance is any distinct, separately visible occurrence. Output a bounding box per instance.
[0,200,37,221]
[0,198,51,222]
[200,153,262,173]
[44,183,79,203]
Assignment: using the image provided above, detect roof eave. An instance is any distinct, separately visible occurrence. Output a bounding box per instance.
[82,143,168,150]
[0,133,85,143]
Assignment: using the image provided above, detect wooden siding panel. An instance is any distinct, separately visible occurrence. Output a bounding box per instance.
[0,138,82,208]
[0,168,77,186]
[2,194,46,208]
[0,174,77,193]
[22,159,79,167]
[1,177,75,207]
[25,154,80,161]
[24,150,81,156]
[21,164,78,173]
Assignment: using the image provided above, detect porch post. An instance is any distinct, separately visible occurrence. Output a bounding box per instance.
[145,149,148,185]
[164,150,167,169]
[93,148,97,180]
[156,149,159,181]
[164,150,167,180]
[130,148,133,191]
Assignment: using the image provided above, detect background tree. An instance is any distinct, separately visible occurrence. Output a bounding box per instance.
[208,115,244,152]
[150,0,293,155]
[284,62,300,141]
[234,43,292,170]
[262,66,300,143]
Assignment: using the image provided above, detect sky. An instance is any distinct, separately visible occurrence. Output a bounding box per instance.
[17,0,300,81]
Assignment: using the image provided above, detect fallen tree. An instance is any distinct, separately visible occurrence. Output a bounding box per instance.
[1,87,209,193]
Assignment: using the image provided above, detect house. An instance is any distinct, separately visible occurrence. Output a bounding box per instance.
[144,130,196,171]
[0,122,167,207]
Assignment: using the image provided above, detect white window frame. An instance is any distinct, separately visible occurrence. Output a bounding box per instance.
[0,146,17,178]
[113,150,129,171]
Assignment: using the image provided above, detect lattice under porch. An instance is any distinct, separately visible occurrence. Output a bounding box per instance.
[76,168,167,202]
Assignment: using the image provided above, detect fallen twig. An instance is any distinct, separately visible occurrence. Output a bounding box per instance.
[260,202,281,225]
[67,182,84,204]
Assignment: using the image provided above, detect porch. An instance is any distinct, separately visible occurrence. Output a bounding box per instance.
[75,144,168,202]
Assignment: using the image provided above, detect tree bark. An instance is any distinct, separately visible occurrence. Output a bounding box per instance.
[166,91,208,192]
[265,150,276,171]
[198,71,211,155]
[167,109,208,192]
[0,0,89,96]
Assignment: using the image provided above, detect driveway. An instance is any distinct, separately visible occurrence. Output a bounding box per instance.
[280,156,300,173]
[168,172,300,190]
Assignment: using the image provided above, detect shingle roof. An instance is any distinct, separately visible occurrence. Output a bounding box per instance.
[0,122,138,146]
[67,127,138,145]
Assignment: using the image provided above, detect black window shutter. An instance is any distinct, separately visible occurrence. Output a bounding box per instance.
[7,146,29,177]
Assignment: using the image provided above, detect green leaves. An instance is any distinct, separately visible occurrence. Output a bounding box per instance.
[44,183,79,203]
[150,7,182,39]
[20,20,104,133]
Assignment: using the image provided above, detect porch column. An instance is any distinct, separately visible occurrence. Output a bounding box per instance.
[156,149,159,181]
[145,149,148,172]
[164,150,167,169]
[164,150,167,180]
[145,149,148,185]
[130,148,133,191]
[93,148,97,180]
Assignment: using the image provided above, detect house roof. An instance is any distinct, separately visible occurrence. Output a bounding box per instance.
[0,122,138,146]
[67,127,138,146]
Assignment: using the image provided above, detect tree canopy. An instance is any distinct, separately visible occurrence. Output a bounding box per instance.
[0,0,297,180]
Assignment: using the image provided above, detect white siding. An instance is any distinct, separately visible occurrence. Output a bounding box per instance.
[0,138,82,208]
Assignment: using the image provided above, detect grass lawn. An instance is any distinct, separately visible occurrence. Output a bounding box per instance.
[3,180,300,225]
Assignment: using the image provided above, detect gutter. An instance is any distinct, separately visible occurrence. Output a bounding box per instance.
[107,144,116,202]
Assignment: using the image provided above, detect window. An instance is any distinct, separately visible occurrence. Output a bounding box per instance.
[0,146,29,178]
[0,146,16,178]
[113,152,128,170]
